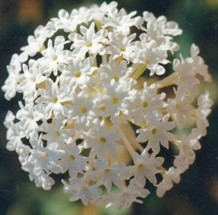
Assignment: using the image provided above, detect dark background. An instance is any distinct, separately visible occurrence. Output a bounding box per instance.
[0,0,218,214]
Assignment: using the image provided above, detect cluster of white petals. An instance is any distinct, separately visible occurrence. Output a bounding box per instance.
[2,1,212,208]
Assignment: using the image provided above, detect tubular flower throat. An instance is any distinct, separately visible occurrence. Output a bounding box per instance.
[2,1,212,208]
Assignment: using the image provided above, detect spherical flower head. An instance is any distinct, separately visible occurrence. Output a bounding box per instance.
[2,1,212,208]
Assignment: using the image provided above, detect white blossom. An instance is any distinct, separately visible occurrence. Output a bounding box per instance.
[86,158,126,191]
[130,151,164,184]
[156,167,181,197]
[39,36,69,76]
[69,22,108,56]
[136,114,176,154]
[63,177,102,206]
[2,1,212,208]
[58,142,88,176]
[83,120,122,159]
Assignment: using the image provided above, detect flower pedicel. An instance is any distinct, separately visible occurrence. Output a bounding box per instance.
[2,1,212,208]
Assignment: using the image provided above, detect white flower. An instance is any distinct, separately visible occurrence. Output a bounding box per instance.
[4,112,24,152]
[30,139,64,175]
[63,177,102,206]
[86,158,126,191]
[99,58,133,82]
[39,36,69,76]
[132,39,169,76]
[195,92,212,136]
[130,151,164,184]
[20,24,54,58]
[166,88,195,129]
[16,101,43,139]
[69,22,108,56]
[143,11,182,53]
[2,1,212,208]
[61,56,95,90]
[28,168,55,190]
[83,120,121,159]
[190,44,211,82]
[103,8,143,35]
[58,142,88,176]
[93,80,131,124]
[2,54,23,100]
[51,9,82,33]
[69,92,96,129]
[136,114,176,154]
[36,79,71,117]
[174,136,196,173]
[19,61,47,100]
[125,83,165,124]
[41,115,68,144]
[156,167,181,197]
[106,32,136,61]
[106,182,149,209]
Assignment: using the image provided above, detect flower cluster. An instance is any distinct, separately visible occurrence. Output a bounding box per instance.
[2,1,212,208]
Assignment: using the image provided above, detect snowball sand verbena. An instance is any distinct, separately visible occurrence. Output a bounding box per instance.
[2,1,212,208]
